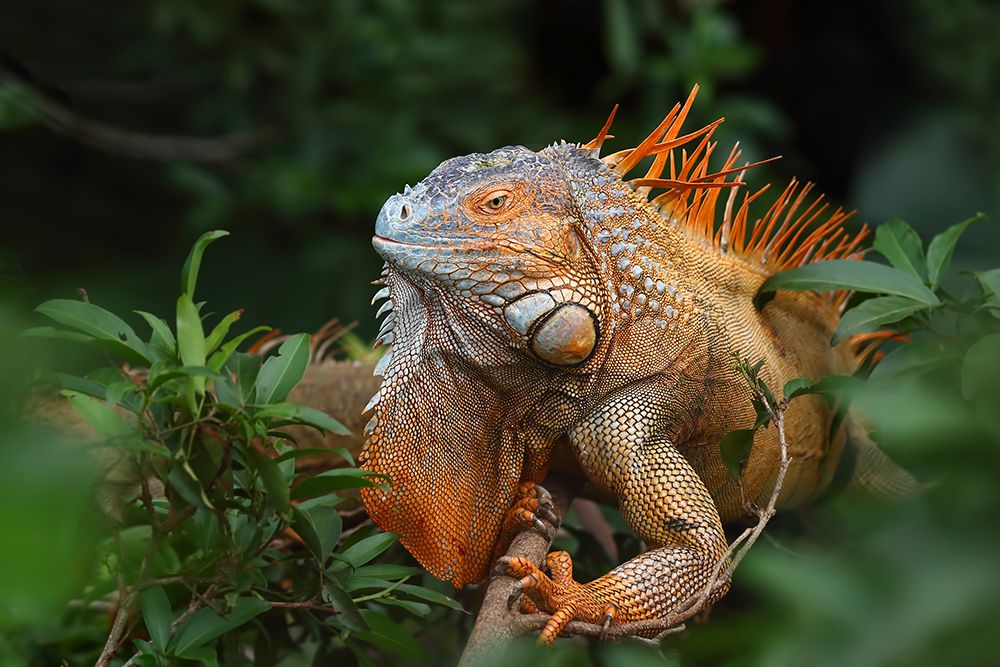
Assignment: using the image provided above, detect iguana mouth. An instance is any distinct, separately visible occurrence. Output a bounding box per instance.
[373,235,492,251]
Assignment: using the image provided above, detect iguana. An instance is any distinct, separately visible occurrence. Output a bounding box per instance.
[358,86,918,643]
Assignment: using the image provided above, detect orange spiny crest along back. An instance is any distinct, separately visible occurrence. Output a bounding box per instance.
[585,85,869,309]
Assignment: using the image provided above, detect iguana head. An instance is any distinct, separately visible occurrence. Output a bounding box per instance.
[372,144,609,368]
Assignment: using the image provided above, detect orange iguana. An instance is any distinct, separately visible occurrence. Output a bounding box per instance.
[357,86,918,643]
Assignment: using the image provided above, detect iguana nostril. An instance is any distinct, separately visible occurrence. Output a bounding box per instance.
[400,203,412,221]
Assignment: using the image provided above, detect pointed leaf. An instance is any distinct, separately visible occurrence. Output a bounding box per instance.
[324,580,367,632]
[20,326,94,343]
[336,532,397,568]
[396,584,465,611]
[62,391,131,437]
[758,260,940,305]
[873,218,927,281]
[204,309,243,356]
[247,448,290,514]
[719,428,756,480]
[254,334,310,405]
[135,310,177,355]
[961,333,1000,400]
[832,296,928,343]
[782,377,815,401]
[169,597,269,655]
[974,268,1000,299]
[926,213,985,289]
[253,402,351,435]
[140,586,172,652]
[207,326,271,372]
[292,505,342,562]
[291,468,385,499]
[869,341,961,384]
[180,230,229,296]
[356,610,424,659]
[36,299,151,363]
[176,295,207,395]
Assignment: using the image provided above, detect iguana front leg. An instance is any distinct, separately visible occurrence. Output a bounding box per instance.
[500,395,729,643]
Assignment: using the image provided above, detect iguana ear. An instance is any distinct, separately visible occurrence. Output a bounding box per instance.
[358,356,523,587]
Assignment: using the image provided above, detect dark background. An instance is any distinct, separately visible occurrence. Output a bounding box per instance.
[1,1,999,665]
[2,0,997,340]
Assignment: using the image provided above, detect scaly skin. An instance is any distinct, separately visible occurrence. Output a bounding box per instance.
[357,88,917,642]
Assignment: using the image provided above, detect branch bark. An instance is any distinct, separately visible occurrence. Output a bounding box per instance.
[458,474,578,667]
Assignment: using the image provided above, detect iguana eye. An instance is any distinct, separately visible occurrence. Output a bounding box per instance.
[478,190,511,213]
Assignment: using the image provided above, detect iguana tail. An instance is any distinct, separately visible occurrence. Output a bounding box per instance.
[838,420,923,500]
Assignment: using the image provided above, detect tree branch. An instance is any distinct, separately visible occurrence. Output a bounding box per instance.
[458,474,578,667]
[1,65,267,162]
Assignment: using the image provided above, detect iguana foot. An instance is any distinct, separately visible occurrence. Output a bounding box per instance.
[497,551,619,645]
[500,481,559,543]
[497,548,722,645]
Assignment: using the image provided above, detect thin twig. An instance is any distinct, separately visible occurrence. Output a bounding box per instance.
[0,67,267,162]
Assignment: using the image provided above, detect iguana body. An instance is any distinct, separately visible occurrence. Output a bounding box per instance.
[358,88,916,641]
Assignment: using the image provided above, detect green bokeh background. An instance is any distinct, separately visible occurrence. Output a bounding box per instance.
[1,0,999,665]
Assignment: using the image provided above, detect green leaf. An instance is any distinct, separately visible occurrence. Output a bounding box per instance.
[147,365,224,392]
[176,294,207,395]
[207,326,271,372]
[169,597,269,655]
[20,326,94,343]
[292,505,342,562]
[396,584,465,611]
[782,374,862,403]
[719,428,756,481]
[174,646,218,666]
[135,310,177,356]
[215,352,261,408]
[381,598,431,617]
[167,463,213,510]
[36,299,151,363]
[974,268,1000,299]
[180,230,229,297]
[62,391,131,437]
[758,260,940,306]
[868,341,960,384]
[247,448,290,514]
[253,402,351,435]
[204,309,243,355]
[336,532,397,569]
[873,218,927,282]
[351,564,422,580]
[140,586,172,652]
[356,609,424,659]
[291,468,385,499]
[324,580,367,632]
[254,334,310,405]
[275,447,356,467]
[961,333,1000,400]
[782,377,815,400]
[832,296,928,343]
[926,213,985,289]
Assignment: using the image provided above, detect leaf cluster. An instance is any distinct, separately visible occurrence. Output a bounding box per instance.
[20,232,459,666]
[726,214,1000,482]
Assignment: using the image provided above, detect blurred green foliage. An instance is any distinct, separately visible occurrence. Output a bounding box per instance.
[3,233,465,665]
[1,0,999,665]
